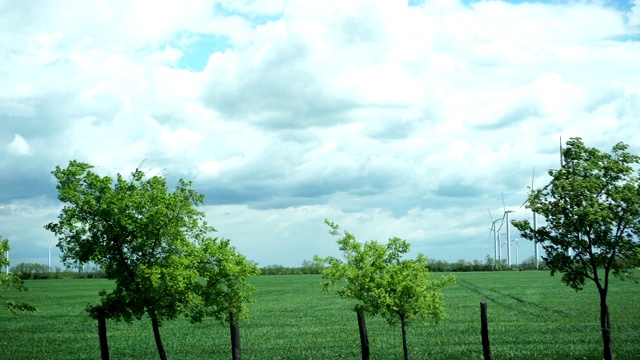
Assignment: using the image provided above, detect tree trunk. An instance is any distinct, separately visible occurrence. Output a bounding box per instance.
[97,311,110,360]
[230,312,241,360]
[150,310,168,360]
[356,307,370,360]
[599,293,612,360]
[401,314,408,360]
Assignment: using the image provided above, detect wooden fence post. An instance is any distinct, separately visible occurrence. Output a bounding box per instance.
[356,307,370,360]
[230,312,241,360]
[480,301,491,360]
[97,310,110,360]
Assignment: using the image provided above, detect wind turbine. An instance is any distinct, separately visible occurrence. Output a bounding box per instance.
[488,210,501,268]
[520,167,539,268]
[498,194,514,267]
[512,238,520,266]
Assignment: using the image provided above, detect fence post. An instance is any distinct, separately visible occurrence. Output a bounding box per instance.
[356,306,370,360]
[97,310,110,360]
[480,301,491,360]
[230,312,241,360]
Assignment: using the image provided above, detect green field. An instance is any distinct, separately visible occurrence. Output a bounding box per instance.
[1,272,639,359]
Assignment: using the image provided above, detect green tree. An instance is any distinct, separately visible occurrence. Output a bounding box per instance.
[300,258,323,274]
[512,138,640,360]
[45,160,257,360]
[11,263,50,279]
[188,237,259,360]
[187,237,259,325]
[0,237,36,314]
[316,220,454,360]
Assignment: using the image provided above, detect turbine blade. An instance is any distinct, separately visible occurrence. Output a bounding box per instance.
[502,193,506,212]
[560,136,564,168]
[497,213,506,231]
[488,208,494,221]
[519,198,529,209]
[531,166,536,188]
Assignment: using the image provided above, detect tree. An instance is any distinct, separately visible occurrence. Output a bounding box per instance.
[300,258,323,274]
[512,138,640,360]
[11,263,50,279]
[45,160,257,360]
[187,237,260,360]
[316,220,454,360]
[0,236,36,314]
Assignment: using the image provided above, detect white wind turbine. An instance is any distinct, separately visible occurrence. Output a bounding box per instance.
[488,210,501,268]
[497,194,514,267]
[512,238,520,266]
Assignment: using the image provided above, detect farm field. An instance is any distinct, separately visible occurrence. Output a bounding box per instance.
[0,271,639,360]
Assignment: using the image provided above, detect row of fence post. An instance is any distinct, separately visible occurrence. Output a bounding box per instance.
[97,311,242,360]
[96,303,492,360]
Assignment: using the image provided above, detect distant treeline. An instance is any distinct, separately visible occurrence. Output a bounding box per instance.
[10,263,107,280]
[10,256,546,279]
[259,255,546,275]
[426,255,544,272]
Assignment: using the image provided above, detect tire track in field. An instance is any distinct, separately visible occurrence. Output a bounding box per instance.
[457,279,572,319]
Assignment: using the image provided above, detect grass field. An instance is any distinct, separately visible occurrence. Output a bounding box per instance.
[1,272,639,359]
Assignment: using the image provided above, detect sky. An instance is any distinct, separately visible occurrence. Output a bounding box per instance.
[1,0,640,269]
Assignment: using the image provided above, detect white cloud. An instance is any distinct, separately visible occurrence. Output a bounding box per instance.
[7,134,32,156]
[1,0,640,267]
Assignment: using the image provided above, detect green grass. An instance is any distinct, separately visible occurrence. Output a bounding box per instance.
[1,272,639,359]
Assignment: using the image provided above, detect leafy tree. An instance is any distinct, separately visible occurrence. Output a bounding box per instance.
[187,237,259,325]
[45,160,257,360]
[187,237,259,360]
[316,220,454,360]
[512,138,640,360]
[300,258,324,274]
[11,263,50,279]
[0,237,36,314]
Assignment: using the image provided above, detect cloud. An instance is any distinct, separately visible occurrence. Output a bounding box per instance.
[7,134,31,156]
[1,0,639,268]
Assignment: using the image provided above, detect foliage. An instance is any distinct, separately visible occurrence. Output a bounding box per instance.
[426,257,519,272]
[45,161,210,324]
[0,237,36,314]
[512,138,640,289]
[259,259,324,275]
[299,258,324,274]
[380,252,455,325]
[316,220,454,359]
[11,263,50,280]
[187,237,260,326]
[45,160,258,358]
[259,264,303,275]
[512,137,640,360]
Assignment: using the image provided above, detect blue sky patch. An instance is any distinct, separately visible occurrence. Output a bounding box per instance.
[606,33,640,42]
[214,3,282,26]
[175,34,231,72]
[409,0,636,12]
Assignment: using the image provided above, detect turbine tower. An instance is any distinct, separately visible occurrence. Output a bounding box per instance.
[504,210,514,267]
[488,210,500,268]
[512,238,520,266]
[498,193,514,267]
